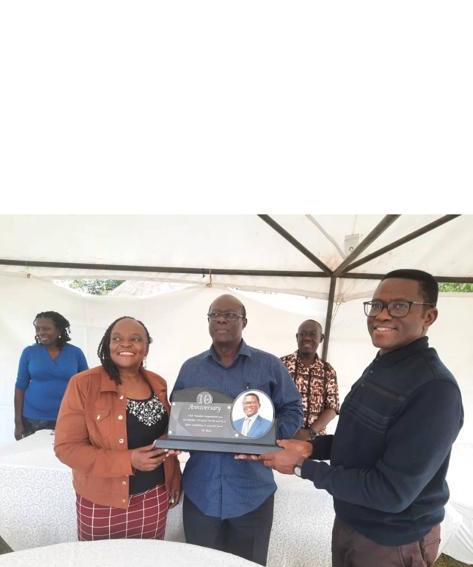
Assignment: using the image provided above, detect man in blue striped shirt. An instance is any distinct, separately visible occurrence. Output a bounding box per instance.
[173,294,303,565]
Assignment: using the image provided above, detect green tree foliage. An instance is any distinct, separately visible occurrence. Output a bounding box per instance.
[439,282,473,293]
[68,279,124,295]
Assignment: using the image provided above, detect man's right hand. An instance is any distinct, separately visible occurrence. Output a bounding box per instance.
[130,443,170,471]
[260,439,313,474]
[14,422,24,441]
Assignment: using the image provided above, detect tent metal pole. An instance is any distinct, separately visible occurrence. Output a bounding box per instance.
[258,214,333,274]
[1,258,472,283]
[332,215,400,276]
[342,215,461,273]
[0,259,329,278]
[339,273,473,283]
[321,276,337,361]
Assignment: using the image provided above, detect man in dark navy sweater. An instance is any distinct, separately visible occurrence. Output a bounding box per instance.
[260,270,464,567]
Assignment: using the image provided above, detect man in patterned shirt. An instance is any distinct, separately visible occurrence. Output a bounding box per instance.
[281,319,339,441]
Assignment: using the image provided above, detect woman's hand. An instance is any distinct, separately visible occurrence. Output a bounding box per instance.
[163,449,182,509]
[168,487,181,508]
[14,422,25,441]
[130,443,170,472]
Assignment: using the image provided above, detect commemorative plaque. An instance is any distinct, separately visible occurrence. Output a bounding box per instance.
[155,387,281,454]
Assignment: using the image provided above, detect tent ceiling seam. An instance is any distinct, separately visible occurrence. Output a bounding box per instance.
[257,214,333,274]
[333,215,401,276]
[305,215,346,259]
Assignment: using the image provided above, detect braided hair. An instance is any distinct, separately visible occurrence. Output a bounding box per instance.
[34,311,71,349]
[97,316,153,385]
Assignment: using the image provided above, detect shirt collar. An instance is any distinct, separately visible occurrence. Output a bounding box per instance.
[97,367,166,397]
[207,339,252,363]
[98,367,120,392]
[295,350,320,366]
[245,413,258,423]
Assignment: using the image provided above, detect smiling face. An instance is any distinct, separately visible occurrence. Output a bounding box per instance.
[243,394,260,418]
[34,317,61,347]
[296,320,323,356]
[208,295,247,347]
[367,278,438,354]
[109,318,149,371]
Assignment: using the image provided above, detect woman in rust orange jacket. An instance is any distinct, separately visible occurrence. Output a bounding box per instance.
[55,316,181,541]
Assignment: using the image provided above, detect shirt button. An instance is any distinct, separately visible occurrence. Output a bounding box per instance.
[96,415,100,420]
[122,480,127,486]
[118,415,123,420]
[122,499,126,503]
[118,438,124,444]
[119,395,124,400]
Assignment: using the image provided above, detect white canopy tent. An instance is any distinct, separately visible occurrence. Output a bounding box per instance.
[1,213,472,356]
[1,214,472,563]
[1,213,472,442]
[1,215,472,295]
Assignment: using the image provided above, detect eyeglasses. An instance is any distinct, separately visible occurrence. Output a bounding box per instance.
[298,331,321,339]
[363,300,435,318]
[207,311,245,321]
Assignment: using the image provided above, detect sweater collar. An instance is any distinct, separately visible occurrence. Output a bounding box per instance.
[373,336,429,367]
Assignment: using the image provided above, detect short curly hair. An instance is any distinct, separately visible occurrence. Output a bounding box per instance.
[382,269,438,306]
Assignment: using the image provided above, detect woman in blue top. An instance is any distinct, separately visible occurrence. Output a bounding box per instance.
[14,311,88,440]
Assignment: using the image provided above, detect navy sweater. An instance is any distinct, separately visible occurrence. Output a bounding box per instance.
[301,337,463,546]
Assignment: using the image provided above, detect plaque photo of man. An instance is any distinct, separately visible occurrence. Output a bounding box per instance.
[232,391,273,438]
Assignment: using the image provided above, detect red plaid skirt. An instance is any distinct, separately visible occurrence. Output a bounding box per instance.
[76,483,169,541]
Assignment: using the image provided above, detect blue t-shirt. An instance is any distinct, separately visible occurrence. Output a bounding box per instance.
[15,343,89,420]
[173,340,303,519]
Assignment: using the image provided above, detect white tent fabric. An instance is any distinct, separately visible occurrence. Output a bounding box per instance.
[1,274,471,447]
[1,214,472,299]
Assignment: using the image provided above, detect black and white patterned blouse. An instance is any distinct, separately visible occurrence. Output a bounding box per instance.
[127,393,167,427]
[126,393,169,495]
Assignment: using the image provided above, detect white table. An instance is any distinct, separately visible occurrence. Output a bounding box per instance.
[0,539,259,567]
[1,431,469,566]
[0,431,334,566]
[0,431,185,550]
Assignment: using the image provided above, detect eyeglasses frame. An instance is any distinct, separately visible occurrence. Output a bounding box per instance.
[207,311,245,321]
[363,300,435,318]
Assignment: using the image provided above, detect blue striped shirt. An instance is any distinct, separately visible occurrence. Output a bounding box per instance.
[173,340,303,518]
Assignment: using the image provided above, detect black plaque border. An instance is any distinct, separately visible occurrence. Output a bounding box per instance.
[155,435,281,455]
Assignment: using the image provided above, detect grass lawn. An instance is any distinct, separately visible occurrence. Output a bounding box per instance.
[435,554,471,567]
